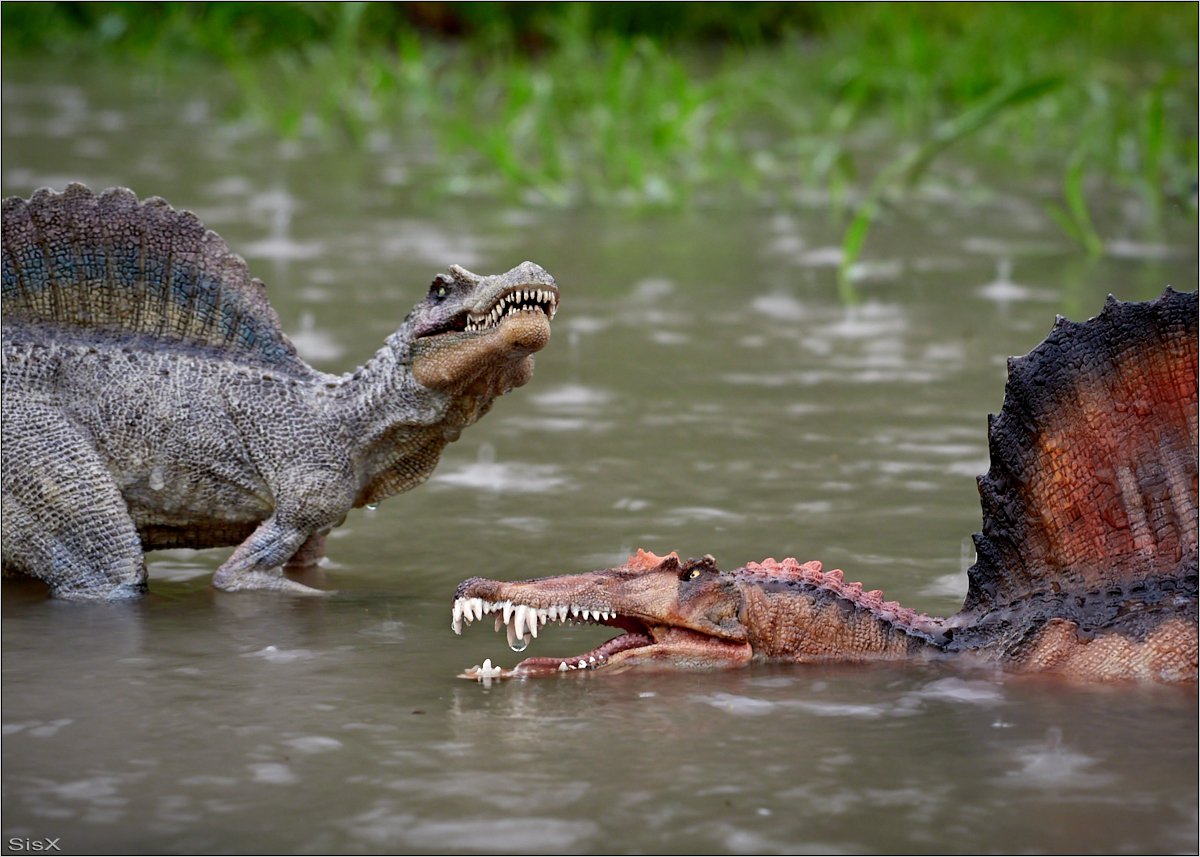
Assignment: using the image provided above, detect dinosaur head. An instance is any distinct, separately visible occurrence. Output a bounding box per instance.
[407,261,558,397]
[452,550,753,678]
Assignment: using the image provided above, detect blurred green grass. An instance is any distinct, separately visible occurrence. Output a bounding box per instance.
[4,2,1196,262]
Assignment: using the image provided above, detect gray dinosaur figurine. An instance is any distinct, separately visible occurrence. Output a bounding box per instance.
[1,184,559,599]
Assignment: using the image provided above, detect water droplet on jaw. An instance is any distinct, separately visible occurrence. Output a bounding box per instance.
[509,635,530,653]
[365,504,377,511]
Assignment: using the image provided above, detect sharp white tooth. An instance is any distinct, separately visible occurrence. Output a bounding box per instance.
[503,600,514,623]
[558,662,568,672]
[494,616,503,632]
[578,660,587,668]
[506,618,518,649]
[529,611,539,639]
[571,604,580,618]
[471,598,484,621]
[513,605,527,639]
[452,599,463,633]
[589,656,596,663]
[537,608,549,626]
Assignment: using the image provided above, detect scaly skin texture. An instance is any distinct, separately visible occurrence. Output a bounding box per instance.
[1,184,559,599]
[453,289,1197,683]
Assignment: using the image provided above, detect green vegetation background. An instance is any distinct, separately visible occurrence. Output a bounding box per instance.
[4,2,1197,267]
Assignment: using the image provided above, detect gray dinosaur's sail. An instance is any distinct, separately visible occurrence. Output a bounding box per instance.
[2,183,308,373]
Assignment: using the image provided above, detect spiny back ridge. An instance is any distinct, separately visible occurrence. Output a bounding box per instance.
[734,557,943,637]
[2,184,307,372]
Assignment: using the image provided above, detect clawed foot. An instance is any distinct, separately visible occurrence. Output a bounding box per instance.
[211,568,333,596]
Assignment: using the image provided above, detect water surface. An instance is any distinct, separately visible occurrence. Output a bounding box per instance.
[3,58,1197,854]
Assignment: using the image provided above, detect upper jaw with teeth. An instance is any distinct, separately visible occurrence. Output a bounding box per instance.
[464,287,559,333]
[452,596,617,651]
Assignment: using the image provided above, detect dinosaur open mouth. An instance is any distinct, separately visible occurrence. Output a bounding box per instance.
[466,286,558,332]
[451,596,654,677]
[421,286,558,339]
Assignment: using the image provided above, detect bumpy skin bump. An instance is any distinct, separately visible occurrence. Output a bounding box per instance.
[1,185,559,599]
[454,290,1197,683]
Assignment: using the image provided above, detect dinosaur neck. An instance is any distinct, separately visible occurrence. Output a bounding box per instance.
[732,560,947,662]
[327,330,461,507]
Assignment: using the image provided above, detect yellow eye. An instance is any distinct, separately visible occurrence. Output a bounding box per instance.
[687,568,701,580]
[437,286,447,297]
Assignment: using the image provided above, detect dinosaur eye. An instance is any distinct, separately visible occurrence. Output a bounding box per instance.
[686,568,701,581]
[429,274,454,301]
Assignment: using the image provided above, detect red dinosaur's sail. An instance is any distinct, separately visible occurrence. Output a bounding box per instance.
[964,288,1198,617]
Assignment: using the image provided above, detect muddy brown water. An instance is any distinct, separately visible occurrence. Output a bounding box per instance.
[3,59,1197,854]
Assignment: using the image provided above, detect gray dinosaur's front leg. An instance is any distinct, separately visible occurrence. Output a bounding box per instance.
[211,516,333,595]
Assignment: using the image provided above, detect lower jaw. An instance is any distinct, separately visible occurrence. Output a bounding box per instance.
[513,632,653,674]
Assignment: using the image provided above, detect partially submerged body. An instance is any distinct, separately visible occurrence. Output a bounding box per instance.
[454,288,1198,683]
[2,185,558,598]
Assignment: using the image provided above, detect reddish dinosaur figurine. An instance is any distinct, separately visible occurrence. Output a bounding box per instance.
[453,288,1198,682]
